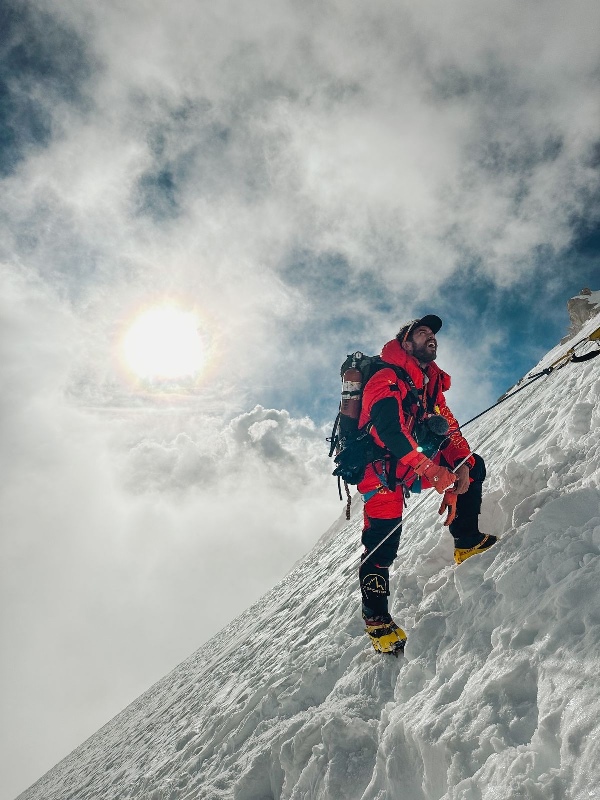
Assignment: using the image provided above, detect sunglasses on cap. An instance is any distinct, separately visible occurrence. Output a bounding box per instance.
[399,319,420,344]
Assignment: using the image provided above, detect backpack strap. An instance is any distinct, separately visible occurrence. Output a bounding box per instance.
[386,364,427,423]
[425,374,440,415]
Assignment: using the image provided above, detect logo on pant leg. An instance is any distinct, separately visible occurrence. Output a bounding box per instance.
[363,574,387,594]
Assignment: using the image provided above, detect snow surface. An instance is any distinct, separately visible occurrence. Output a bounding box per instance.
[17,315,600,800]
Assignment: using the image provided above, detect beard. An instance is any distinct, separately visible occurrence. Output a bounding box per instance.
[412,341,437,363]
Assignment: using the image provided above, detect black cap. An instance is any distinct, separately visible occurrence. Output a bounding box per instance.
[397,315,443,343]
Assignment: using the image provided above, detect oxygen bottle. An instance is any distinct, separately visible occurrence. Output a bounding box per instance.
[340,352,363,426]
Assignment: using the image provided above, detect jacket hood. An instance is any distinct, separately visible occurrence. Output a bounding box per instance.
[380,338,451,391]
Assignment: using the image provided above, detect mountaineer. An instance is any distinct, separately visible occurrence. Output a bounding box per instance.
[357,315,496,654]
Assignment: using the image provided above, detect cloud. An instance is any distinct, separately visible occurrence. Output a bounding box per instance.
[1,1,597,427]
[3,0,598,307]
[0,270,337,794]
[117,404,328,495]
[0,1,94,175]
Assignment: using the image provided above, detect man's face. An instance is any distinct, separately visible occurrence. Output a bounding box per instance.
[404,325,437,363]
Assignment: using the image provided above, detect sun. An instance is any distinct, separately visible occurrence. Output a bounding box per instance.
[122,306,207,382]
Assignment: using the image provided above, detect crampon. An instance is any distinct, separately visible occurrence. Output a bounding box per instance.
[364,615,407,656]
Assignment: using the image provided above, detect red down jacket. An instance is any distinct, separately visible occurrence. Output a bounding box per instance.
[357,337,473,518]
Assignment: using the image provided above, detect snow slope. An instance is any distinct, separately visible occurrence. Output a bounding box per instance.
[18,316,600,800]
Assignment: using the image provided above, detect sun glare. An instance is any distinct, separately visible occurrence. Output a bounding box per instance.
[122,306,207,382]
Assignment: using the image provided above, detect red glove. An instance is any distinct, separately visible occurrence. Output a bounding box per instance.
[438,490,458,526]
[400,452,457,494]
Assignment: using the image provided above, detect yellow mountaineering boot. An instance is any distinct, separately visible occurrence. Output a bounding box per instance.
[363,614,407,656]
[454,534,497,565]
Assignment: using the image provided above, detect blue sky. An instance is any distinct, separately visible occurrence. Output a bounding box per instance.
[1,0,599,797]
